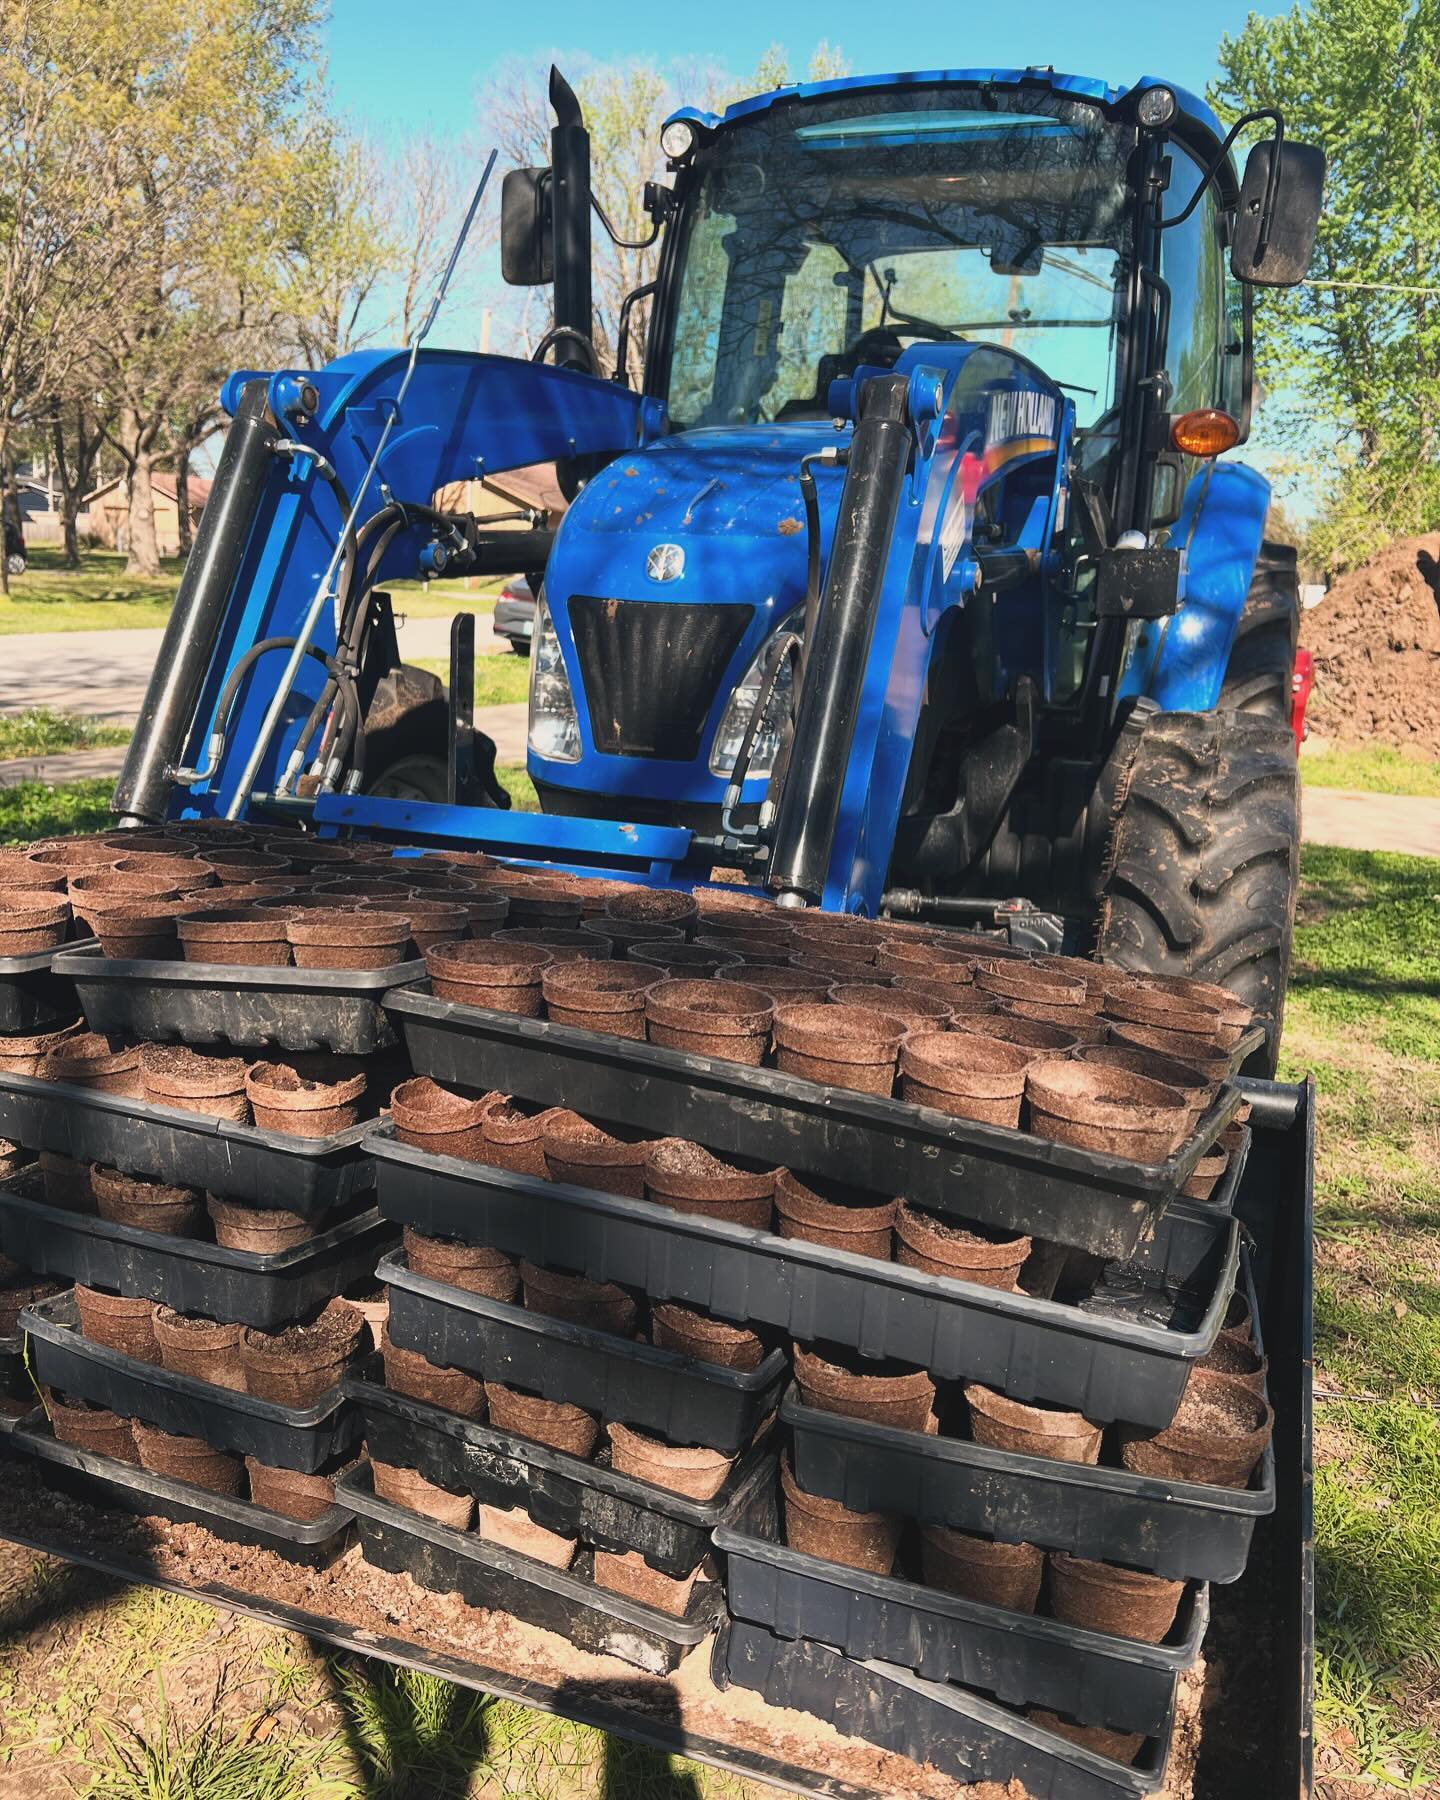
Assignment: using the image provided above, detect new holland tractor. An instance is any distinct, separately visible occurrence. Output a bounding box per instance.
[111,66,1323,1069]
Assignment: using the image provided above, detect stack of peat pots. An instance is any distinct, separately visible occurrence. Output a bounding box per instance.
[0,821,425,1563]
[361,871,1273,1794]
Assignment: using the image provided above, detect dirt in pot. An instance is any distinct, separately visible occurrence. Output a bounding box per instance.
[371,1457,475,1528]
[403,1227,520,1302]
[205,1194,316,1254]
[780,1455,900,1575]
[244,1457,338,1522]
[1119,1367,1273,1488]
[91,1164,204,1236]
[894,1203,1031,1290]
[963,1383,1103,1465]
[1046,1551,1184,1643]
[45,1391,140,1462]
[593,1549,702,1617]
[478,1504,578,1570]
[389,1078,496,1161]
[484,1382,600,1458]
[239,1301,364,1406]
[152,1307,246,1391]
[0,1272,65,1336]
[644,978,774,1065]
[138,1041,251,1121]
[381,1330,487,1420]
[605,1421,736,1501]
[793,1343,936,1432]
[642,1138,776,1229]
[649,1302,766,1372]
[131,1421,245,1496]
[244,1057,367,1138]
[771,1003,905,1097]
[919,1526,1044,1613]
[74,1284,162,1363]
[518,1261,639,1337]
[540,1110,651,1197]
[773,1171,899,1261]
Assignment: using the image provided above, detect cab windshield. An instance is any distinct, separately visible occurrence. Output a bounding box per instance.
[661,87,1135,433]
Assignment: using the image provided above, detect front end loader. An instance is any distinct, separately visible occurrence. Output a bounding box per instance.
[77,69,1324,1794]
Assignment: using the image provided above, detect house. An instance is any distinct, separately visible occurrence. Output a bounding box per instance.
[431,464,566,531]
[80,473,212,556]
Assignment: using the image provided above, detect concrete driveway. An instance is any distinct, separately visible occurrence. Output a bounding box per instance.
[0,612,506,722]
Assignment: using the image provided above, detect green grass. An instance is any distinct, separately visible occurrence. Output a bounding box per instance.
[0,776,115,843]
[1277,843,1440,1789]
[1286,845,1440,1059]
[0,547,183,633]
[496,761,539,812]
[1302,742,1440,799]
[0,708,132,760]
[413,653,531,708]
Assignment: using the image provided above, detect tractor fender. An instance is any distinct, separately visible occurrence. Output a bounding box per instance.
[1117,460,1270,713]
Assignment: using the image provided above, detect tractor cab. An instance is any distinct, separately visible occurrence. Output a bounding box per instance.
[508,71,1322,962]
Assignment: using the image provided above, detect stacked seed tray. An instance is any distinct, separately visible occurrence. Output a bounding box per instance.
[362,867,1272,1796]
[0,820,425,1564]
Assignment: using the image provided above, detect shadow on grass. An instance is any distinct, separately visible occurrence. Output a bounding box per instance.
[0,1549,124,1650]
[324,1655,496,1800]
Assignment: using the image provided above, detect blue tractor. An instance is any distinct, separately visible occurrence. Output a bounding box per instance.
[111,66,1323,1070]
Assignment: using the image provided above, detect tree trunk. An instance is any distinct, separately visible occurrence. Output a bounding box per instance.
[175,449,192,556]
[125,441,162,576]
[0,430,11,598]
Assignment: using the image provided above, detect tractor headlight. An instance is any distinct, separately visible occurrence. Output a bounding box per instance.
[709,627,799,780]
[527,594,581,762]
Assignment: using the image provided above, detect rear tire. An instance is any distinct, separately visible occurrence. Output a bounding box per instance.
[1218,542,1299,721]
[1096,707,1299,1073]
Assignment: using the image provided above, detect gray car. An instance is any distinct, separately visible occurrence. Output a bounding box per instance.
[492,575,536,654]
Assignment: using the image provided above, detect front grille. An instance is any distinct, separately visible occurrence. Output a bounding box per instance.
[569,596,754,760]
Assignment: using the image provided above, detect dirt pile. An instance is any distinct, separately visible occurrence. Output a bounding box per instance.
[1301,534,1440,751]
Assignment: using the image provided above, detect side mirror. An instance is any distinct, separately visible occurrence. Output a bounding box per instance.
[501,167,553,286]
[1231,138,1325,288]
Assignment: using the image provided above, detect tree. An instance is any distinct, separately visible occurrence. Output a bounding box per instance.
[1213,0,1440,562]
[481,42,849,384]
[0,0,130,591]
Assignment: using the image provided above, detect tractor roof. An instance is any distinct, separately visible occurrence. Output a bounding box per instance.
[666,69,1230,182]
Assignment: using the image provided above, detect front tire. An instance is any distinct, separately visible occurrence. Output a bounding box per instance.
[1096,707,1299,1073]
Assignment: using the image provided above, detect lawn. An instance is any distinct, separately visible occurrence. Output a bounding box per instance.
[0,547,183,633]
[1277,845,1440,1790]
[1301,741,1440,799]
[412,652,531,709]
[0,709,132,761]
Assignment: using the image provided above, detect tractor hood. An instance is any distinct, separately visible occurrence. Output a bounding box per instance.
[535,423,845,805]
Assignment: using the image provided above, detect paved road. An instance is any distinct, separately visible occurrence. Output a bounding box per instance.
[1301,787,1440,858]
[0,613,507,721]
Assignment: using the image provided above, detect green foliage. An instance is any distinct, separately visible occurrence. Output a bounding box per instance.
[1302,743,1440,797]
[328,1662,495,1798]
[0,709,131,759]
[0,776,115,843]
[1213,0,1440,561]
[495,761,539,812]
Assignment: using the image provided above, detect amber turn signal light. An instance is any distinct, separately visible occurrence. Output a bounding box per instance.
[1170,409,1241,457]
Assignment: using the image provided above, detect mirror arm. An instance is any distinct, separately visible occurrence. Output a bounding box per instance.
[590,192,662,252]
[1158,107,1283,233]
[1237,282,1256,442]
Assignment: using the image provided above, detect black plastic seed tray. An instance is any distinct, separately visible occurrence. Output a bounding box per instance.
[784,1243,1271,1582]
[55,941,424,1054]
[715,1467,1208,1738]
[340,1461,724,1674]
[343,1352,774,1577]
[0,1073,375,1216]
[369,1130,1238,1428]
[22,1291,361,1471]
[714,1619,1172,1800]
[0,941,79,1034]
[382,1251,786,1456]
[384,984,1247,1258]
[0,1177,395,1328]
[7,1413,353,1566]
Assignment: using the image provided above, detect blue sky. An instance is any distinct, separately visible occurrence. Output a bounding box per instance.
[323,2,1262,140]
